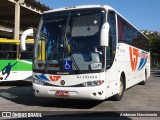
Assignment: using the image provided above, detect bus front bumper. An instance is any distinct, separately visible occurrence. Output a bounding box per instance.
[33,83,106,100]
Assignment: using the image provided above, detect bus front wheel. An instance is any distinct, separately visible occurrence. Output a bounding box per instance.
[112,76,124,101]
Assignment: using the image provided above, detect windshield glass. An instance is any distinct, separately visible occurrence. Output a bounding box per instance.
[34,8,105,74]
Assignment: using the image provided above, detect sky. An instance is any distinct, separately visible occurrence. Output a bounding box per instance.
[37,0,160,32]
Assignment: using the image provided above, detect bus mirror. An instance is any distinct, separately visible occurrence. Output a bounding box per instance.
[20,28,34,51]
[100,22,110,47]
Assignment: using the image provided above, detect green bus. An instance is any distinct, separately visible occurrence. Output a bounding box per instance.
[0,38,33,82]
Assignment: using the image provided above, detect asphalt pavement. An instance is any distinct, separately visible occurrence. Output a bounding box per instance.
[0,67,160,120]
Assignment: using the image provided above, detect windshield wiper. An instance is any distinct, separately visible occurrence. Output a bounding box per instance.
[44,44,59,73]
[64,12,81,74]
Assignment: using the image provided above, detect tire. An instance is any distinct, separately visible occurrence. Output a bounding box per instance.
[139,70,147,85]
[112,76,124,101]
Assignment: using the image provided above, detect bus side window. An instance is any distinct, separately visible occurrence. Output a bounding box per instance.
[106,11,116,68]
[19,53,21,59]
[19,44,34,60]
[1,44,17,59]
[6,53,10,59]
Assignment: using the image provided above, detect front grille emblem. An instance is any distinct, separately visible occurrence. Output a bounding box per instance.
[60,80,65,85]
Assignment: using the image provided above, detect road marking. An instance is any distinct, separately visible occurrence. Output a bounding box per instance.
[0,92,17,99]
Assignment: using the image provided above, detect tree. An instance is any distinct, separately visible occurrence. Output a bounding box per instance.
[145,32,160,65]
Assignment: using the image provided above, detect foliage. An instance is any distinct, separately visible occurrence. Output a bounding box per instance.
[144,32,160,66]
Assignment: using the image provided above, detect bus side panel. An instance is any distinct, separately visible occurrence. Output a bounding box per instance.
[0,60,32,81]
[115,43,150,89]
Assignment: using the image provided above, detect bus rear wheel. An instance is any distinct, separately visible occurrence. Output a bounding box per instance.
[112,76,124,101]
[139,70,147,85]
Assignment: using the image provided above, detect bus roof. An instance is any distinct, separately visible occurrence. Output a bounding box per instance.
[43,5,114,14]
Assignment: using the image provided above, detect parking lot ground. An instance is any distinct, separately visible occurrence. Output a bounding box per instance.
[0,67,160,119]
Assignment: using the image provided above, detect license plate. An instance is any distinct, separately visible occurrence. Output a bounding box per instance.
[55,91,69,96]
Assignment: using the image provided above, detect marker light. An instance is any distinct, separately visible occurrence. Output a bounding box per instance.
[82,80,104,87]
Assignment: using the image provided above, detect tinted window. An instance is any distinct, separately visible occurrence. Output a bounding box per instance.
[20,44,34,59]
[107,11,116,59]
[117,15,149,51]
[0,44,17,59]
[106,11,117,69]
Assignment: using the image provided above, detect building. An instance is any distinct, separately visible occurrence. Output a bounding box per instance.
[0,0,50,39]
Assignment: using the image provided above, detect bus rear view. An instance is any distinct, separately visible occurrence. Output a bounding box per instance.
[21,5,150,100]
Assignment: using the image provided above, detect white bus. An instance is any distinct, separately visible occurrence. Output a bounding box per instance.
[21,5,150,100]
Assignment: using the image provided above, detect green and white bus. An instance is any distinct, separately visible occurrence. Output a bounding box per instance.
[0,38,34,82]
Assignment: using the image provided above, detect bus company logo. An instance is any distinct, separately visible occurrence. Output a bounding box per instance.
[60,80,65,85]
[129,47,139,71]
[49,76,61,82]
[129,47,148,71]
[137,51,148,71]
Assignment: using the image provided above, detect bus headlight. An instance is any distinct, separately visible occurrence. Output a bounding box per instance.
[82,80,104,87]
[33,79,45,85]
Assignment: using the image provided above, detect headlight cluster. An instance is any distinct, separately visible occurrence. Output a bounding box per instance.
[82,80,104,87]
[33,79,45,85]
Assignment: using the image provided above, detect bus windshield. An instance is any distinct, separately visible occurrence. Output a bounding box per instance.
[34,8,105,74]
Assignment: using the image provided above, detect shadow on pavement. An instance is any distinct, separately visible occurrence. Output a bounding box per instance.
[0,84,103,109]
[0,81,32,87]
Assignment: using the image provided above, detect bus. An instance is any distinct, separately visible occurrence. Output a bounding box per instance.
[20,5,150,100]
[0,38,34,82]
